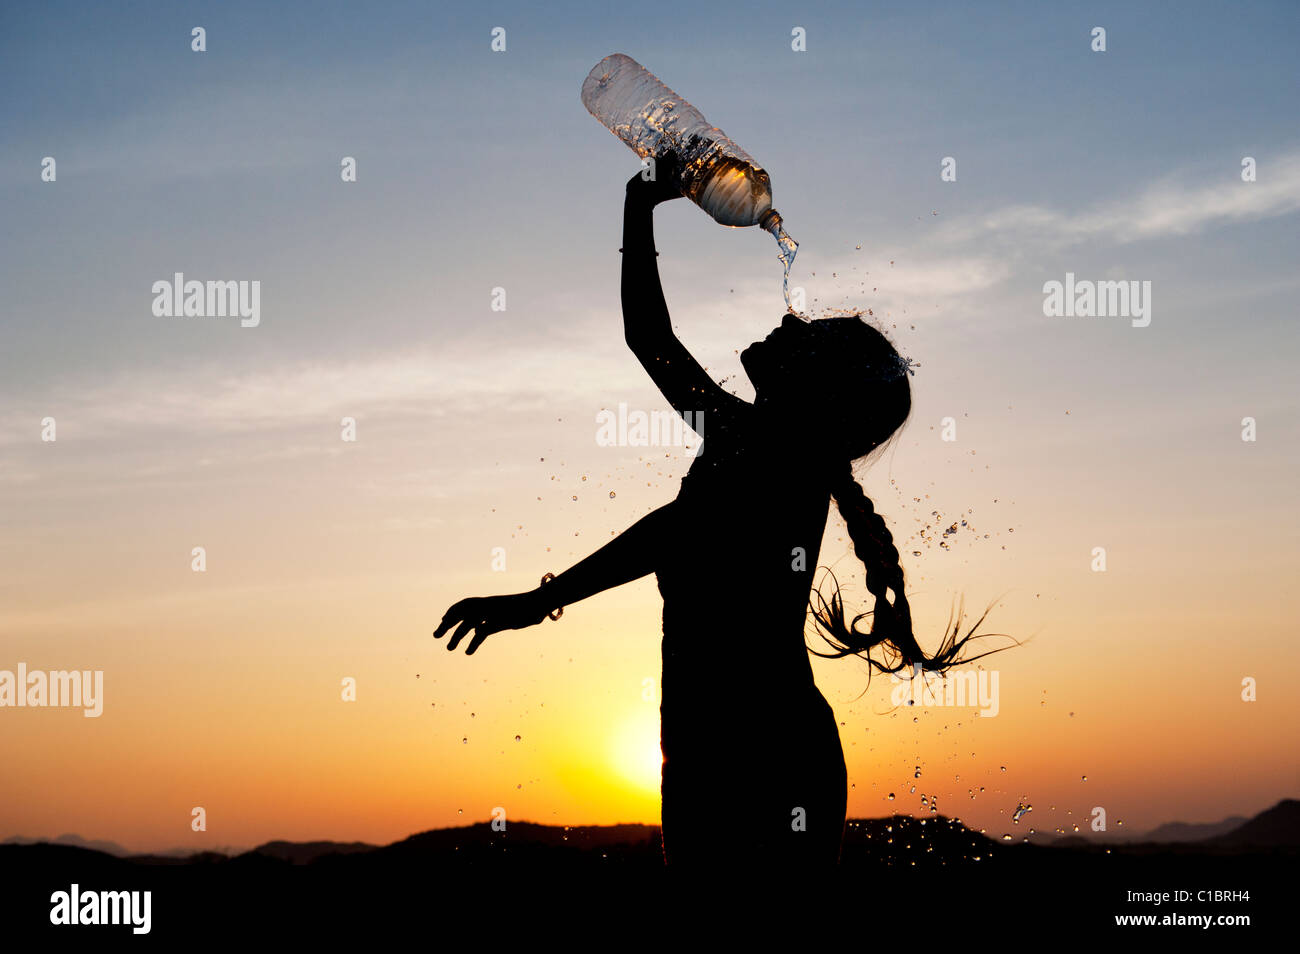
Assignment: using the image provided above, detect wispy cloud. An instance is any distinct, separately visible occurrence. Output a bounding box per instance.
[0,339,635,448]
[936,151,1300,249]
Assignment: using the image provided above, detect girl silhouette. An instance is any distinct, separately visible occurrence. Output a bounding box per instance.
[435,155,1008,867]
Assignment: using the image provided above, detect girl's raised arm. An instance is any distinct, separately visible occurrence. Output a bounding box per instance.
[622,156,748,421]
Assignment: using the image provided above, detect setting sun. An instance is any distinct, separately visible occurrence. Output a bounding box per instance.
[609,711,663,794]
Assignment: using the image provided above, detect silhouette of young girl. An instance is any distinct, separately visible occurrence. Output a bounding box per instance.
[436,156,1005,867]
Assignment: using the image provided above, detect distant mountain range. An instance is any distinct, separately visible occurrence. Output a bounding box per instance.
[0,834,131,857]
[1051,799,1300,848]
[1204,799,1300,847]
[246,840,377,865]
[2,802,1292,939]
[1139,816,1248,842]
[0,834,248,859]
[5,799,1296,866]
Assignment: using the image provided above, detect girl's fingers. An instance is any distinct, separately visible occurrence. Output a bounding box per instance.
[446,617,478,651]
[465,626,495,656]
[434,599,475,640]
[433,597,510,653]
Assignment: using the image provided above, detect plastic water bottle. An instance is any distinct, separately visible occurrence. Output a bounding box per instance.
[582,53,799,307]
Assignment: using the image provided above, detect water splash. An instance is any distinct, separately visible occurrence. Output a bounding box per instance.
[761,211,800,315]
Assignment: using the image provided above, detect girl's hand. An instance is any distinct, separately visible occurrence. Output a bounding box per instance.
[433,590,551,655]
[626,150,684,207]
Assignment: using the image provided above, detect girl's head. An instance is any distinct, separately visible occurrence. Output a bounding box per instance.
[741,314,913,460]
[747,314,1015,677]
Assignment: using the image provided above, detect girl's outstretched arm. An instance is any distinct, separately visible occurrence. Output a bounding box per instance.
[434,503,674,654]
[622,156,748,420]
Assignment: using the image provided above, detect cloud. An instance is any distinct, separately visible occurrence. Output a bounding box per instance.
[0,339,636,447]
[936,152,1300,249]
[765,151,1300,327]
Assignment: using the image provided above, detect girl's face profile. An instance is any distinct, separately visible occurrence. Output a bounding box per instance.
[741,313,807,392]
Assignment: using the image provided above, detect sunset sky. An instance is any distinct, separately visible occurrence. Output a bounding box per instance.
[2,0,1297,854]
